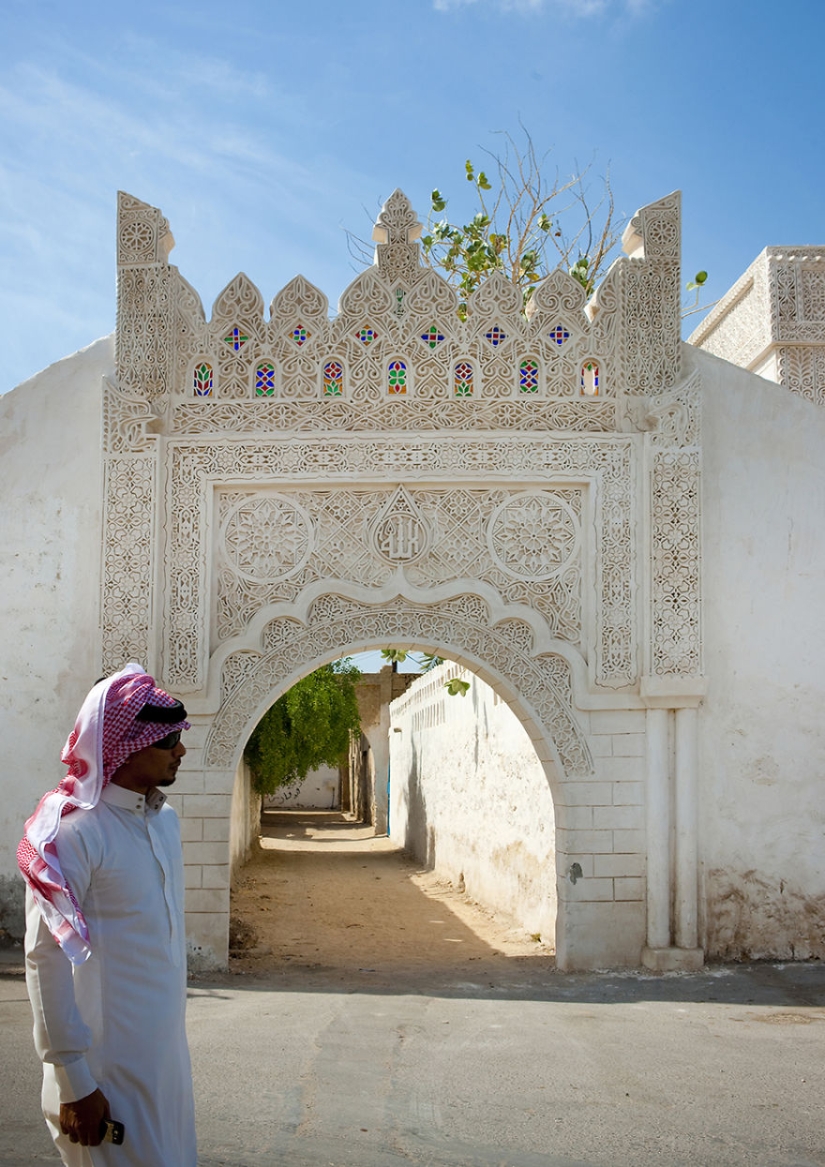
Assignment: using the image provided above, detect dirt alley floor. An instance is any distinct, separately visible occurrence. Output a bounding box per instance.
[227,809,556,984]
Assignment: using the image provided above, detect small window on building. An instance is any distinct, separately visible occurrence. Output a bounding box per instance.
[580,360,600,396]
[454,361,474,397]
[222,327,248,351]
[388,359,407,395]
[519,359,539,393]
[420,325,445,350]
[323,361,344,396]
[193,363,213,397]
[255,363,276,396]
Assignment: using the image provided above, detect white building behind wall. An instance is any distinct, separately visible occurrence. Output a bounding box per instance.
[1,191,824,970]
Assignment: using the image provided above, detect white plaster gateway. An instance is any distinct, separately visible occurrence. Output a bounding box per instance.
[92,187,704,971]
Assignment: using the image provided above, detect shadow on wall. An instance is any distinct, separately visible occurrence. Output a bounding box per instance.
[403,736,436,870]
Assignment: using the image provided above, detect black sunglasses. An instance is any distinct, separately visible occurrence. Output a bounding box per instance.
[151,730,182,751]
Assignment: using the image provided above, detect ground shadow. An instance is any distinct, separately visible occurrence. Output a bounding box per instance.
[220,810,825,1007]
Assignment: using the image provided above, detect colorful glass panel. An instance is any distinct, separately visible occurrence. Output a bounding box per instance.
[223,327,248,351]
[357,327,378,346]
[193,362,213,397]
[388,359,407,395]
[454,361,473,397]
[549,324,570,346]
[323,361,344,396]
[581,360,600,396]
[395,288,405,316]
[420,325,445,349]
[519,359,539,393]
[255,362,276,397]
[485,325,506,347]
[292,325,310,346]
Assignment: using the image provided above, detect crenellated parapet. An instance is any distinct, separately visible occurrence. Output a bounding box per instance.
[112,187,685,436]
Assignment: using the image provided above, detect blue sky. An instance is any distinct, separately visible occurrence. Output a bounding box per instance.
[2,0,823,395]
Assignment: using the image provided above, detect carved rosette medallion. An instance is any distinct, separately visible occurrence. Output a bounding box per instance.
[488,491,580,582]
[370,486,431,565]
[221,493,313,583]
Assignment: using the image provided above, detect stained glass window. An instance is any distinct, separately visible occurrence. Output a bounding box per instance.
[255,363,275,397]
[485,325,506,347]
[420,325,445,349]
[223,327,248,351]
[193,362,213,397]
[519,359,539,393]
[395,288,405,316]
[454,361,473,397]
[549,324,570,346]
[581,360,600,396]
[323,361,344,396]
[388,360,407,395]
[357,327,378,346]
[292,325,310,346]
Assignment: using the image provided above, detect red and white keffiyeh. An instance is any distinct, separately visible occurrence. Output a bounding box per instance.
[17,663,190,964]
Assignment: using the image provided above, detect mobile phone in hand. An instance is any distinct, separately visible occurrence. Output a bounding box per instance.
[100,1119,125,1144]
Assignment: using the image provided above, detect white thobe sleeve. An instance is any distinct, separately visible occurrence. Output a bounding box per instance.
[24,826,99,1105]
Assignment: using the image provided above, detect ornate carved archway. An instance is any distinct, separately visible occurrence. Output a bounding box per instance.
[103,187,705,971]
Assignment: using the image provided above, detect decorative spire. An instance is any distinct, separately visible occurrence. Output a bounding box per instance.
[372,189,423,285]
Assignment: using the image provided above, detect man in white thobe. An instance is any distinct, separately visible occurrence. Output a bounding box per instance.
[20,664,198,1166]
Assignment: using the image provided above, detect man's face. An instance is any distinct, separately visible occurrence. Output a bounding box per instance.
[110,737,186,794]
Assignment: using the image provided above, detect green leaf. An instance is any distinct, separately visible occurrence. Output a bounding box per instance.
[465,159,475,181]
[694,270,708,285]
[538,214,552,232]
[476,172,492,191]
[431,189,447,213]
[445,678,471,697]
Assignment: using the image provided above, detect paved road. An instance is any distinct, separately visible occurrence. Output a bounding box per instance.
[2,958,825,1167]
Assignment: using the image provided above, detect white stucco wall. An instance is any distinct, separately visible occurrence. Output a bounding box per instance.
[0,339,111,936]
[264,763,340,808]
[389,664,557,943]
[696,345,825,958]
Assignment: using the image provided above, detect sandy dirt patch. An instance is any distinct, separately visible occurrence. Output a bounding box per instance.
[228,810,555,981]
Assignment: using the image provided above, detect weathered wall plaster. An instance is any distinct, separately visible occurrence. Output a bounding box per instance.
[389,663,559,943]
[696,345,825,959]
[0,337,111,935]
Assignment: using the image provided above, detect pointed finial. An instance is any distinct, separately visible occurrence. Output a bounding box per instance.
[372,190,423,284]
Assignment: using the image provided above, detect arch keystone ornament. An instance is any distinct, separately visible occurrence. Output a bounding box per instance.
[104,187,705,972]
[370,487,431,564]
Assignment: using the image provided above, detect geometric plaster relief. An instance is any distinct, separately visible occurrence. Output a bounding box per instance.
[101,455,157,674]
[647,375,703,678]
[488,490,580,582]
[214,485,585,650]
[221,493,313,583]
[208,593,593,779]
[160,435,637,693]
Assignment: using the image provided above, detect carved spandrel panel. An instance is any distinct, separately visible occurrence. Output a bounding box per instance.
[214,485,586,653]
[162,434,636,694]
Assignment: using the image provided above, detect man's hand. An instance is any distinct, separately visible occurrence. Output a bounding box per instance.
[59,1088,110,1146]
